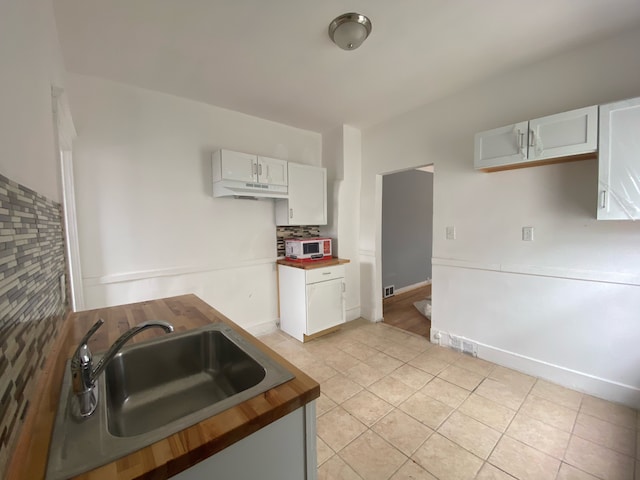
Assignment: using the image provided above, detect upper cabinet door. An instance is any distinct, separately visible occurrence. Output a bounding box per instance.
[218,150,257,183]
[278,163,327,226]
[474,121,528,170]
[258,156,288,186]
[598,97,640,220]
[528,106,598,161]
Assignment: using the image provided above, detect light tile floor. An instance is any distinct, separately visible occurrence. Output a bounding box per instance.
[259,320,639,480]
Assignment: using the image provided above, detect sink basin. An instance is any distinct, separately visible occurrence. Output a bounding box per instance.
[46,323,294,480]
[105,328,267,437]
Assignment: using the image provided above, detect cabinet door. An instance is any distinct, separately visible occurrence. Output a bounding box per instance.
[220,150,257,182]
[306,278,345,335]
[474,122,528,169]
[258,156,288,186]
[598,97,640,220]
[286,164,327,225]
[528,105,598,161]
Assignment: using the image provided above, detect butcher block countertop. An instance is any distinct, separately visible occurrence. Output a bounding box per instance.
[277,257,350,269]
[7,294,320,480]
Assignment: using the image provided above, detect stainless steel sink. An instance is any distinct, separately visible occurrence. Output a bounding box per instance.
[46,323,294,480]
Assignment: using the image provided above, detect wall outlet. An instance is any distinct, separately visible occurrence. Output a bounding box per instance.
[522,226,534,241]
[446,226,456,240]
[383,285,395,298]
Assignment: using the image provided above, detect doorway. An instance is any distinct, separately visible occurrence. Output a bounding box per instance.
[380,165,433,337]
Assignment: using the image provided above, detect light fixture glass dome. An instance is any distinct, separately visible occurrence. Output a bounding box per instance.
[328,13,372,50]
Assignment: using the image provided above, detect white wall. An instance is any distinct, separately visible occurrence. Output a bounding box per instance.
[361,26,640,406]
[0,0,66,202]
[68,74,321,334]
[321,125,362,320]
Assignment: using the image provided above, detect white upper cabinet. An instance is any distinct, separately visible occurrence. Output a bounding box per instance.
[528,106,598,161]
[258,156,288,186]
[213,150,257,183]
[474,105,598,170]
[212,149,289,198]
[474,121,528,169]
[213,150,288,186]
[597,97,640,220]
[275,163,327,226]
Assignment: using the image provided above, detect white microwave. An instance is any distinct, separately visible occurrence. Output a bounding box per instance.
[285,238,332,261]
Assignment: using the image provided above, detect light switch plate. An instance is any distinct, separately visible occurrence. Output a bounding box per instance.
[446,226,456,240]
[522,226,534,241]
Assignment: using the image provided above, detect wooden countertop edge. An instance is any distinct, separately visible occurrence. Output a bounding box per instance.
[276,257,350,269]
[6,294,320,480]
[6,310,74,480]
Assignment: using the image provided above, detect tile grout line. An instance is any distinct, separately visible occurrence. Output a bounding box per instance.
[473,374,535,478]
[272,323,638,480]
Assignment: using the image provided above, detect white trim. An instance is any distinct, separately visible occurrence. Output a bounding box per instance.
[359,303,378,322]
[373,174,384,322]
[358,249,376,258]
[394,280,431,295]
[345,305,361,321]
[52,87,77,150]
[83,257,279,286]
[432,257,640,287]
[245,319,278,337]
[431,328,640,408]
[53,86,84,311]
[60,151,85,311]
[304,401,317,480]
[480,340,640,408]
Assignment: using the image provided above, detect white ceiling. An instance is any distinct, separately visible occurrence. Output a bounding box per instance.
[53,0,640,132]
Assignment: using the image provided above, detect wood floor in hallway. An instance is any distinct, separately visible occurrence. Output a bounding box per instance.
[382,284,431,338]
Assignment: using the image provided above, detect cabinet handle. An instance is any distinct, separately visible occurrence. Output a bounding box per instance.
[529,129,535,147]
[251,162,256,177]
[600,190,607,209]
[517,130,525,156]
[322,271,331,275]
[289,208,293,219]
[258,163,263,176]
[342,282,346,293]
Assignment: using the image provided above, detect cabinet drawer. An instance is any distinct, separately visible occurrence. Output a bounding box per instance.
[306,265,344,284]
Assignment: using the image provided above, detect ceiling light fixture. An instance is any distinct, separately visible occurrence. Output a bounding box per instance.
[328,12,372,50]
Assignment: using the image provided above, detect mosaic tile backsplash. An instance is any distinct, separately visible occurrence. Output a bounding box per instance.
[276,225,320,257]
[0,173,68,472]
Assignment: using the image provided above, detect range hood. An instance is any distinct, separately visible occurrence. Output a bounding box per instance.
[212,179,288,199]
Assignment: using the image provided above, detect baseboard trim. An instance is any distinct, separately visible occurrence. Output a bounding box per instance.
[394,280,431,296]
[431,328,640,408]
[246,320,278,337]
[359,304,379,322]
[346,306,361,322]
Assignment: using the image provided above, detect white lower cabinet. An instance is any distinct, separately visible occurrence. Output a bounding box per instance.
[171,403,317,480]
[278,264,346,342]
[597,97,640,220]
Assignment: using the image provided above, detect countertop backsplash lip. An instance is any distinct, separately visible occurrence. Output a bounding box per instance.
[0,172,69,478]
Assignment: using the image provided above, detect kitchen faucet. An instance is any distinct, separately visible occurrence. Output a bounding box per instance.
[70,318,174,418]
